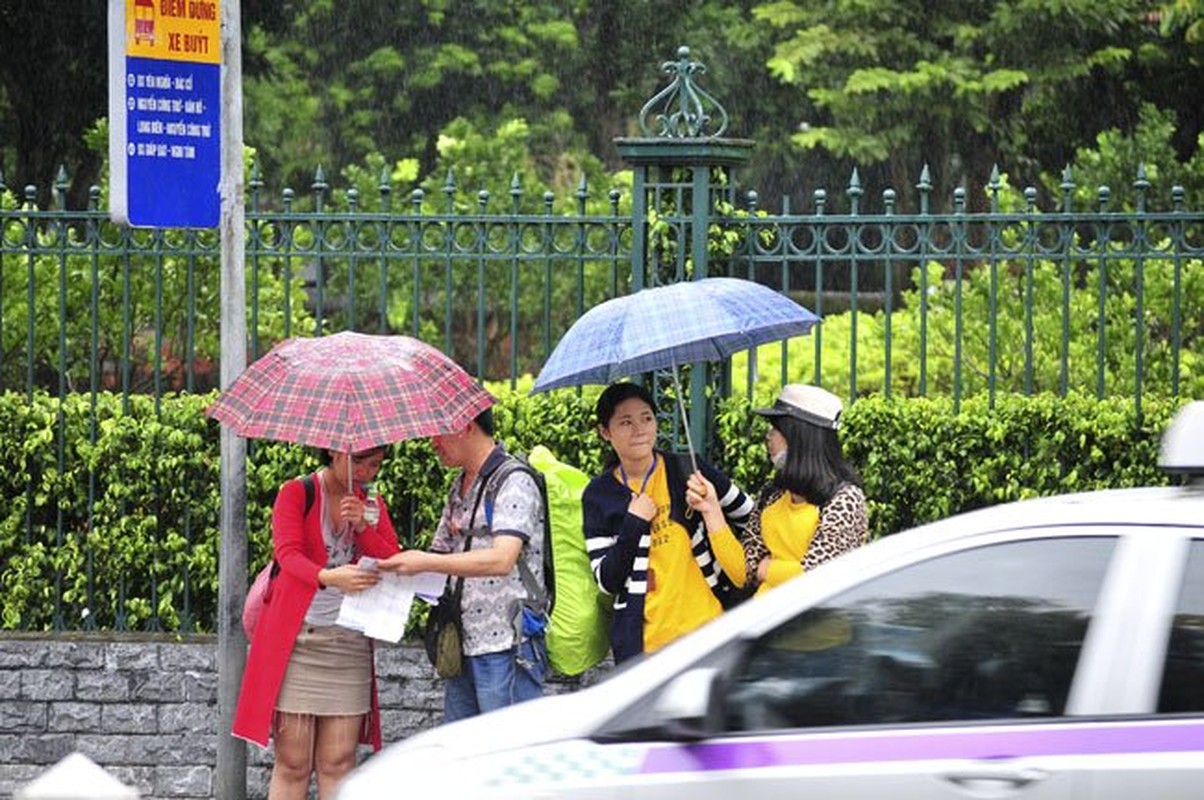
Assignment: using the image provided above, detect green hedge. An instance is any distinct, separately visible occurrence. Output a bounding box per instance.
[0,388,1185,632]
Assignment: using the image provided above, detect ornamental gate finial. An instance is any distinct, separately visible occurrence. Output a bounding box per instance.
[636,46,729,139]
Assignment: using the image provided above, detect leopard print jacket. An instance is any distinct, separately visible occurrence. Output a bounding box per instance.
[741,482,868,586]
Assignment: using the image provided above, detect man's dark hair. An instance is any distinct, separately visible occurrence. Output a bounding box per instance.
[474,407,495,437]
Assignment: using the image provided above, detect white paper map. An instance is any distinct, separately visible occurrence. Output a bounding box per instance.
[336,558,449,642]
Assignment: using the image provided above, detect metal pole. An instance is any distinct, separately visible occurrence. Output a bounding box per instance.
[689,167,710,461]
[217,1,248,797]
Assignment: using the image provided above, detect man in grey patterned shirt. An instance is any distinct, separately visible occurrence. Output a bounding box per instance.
[381,408,547,722]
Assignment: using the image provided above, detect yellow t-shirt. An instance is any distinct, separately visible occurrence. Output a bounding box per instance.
[757,492,820,596]
[758,492,851,649]
[619,459,723,654]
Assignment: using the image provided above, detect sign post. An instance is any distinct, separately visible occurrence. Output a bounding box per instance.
[217,0,249,796]
[108,0,222,227]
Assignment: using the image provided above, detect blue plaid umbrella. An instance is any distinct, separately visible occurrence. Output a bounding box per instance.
[532,277,819,393]
[532,277,819,465]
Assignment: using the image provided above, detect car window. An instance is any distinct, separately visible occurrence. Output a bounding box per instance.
[724,537,1116,731]
[1157,540,1204,713]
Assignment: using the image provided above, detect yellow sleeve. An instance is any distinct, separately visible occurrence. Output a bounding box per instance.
[708,524,747,587]
[763,557,803,589]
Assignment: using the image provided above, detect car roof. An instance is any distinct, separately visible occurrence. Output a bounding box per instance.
[898,484,1204,543]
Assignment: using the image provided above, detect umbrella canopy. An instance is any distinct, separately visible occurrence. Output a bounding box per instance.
[207,331,494,453]
[532,277,820,393]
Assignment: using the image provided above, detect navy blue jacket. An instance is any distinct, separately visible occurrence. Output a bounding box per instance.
[581,451,753,664]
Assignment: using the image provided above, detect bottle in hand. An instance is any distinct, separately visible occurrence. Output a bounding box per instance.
[362,482,380,526]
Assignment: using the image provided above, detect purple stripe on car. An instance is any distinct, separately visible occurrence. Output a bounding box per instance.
[640,720,1204,774]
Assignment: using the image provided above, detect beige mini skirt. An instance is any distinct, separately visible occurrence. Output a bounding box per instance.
[276,624,372,716]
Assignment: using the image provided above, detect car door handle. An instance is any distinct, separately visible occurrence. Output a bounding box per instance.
[943,766,1050,792]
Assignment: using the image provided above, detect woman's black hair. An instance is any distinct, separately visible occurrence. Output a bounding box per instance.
[595,382,656,428]
[318,444,388,465]
[769,414,861,506]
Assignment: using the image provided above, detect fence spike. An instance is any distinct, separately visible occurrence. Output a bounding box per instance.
[1060,165,1075,212]
[1134,165,1150,212]
[988,165,1001,212]
[576,174,589,213]
[54,165,69,209]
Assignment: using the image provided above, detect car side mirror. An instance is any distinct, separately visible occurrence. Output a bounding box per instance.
[647,667,725,742]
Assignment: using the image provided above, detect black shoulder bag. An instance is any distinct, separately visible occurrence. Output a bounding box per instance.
[424,557,469,679]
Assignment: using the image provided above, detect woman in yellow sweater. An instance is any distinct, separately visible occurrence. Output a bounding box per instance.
[687,384,868,596]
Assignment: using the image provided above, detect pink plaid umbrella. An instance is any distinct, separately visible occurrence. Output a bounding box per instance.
[206,332,494,455]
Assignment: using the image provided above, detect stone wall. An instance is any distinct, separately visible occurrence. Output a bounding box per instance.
[0,633,605,799]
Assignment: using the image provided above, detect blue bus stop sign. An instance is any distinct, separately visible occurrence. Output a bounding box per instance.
[108,0,221,228]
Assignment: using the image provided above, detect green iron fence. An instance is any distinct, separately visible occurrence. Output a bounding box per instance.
[2,162,1202,631]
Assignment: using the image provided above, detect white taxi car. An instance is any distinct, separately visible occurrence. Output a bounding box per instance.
[338,401,1204,799]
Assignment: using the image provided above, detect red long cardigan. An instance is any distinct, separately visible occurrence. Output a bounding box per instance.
[232,474,401,749]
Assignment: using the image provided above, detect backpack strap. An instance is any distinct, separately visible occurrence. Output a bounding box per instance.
[483,457,552,615]
[301,473,316,517]
[269,473,318,581]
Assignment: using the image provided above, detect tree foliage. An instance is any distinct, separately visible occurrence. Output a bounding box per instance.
[4,0,1201,218]
[752,0,1204,210]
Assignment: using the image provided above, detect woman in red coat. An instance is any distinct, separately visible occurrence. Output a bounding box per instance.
[233,446,401,800]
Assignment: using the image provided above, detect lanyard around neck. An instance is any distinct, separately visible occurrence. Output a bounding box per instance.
[619,453,658,495]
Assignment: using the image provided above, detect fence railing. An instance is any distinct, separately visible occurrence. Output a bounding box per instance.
[4,169,1200,407]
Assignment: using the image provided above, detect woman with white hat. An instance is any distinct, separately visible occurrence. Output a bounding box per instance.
[686,383,868,596]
